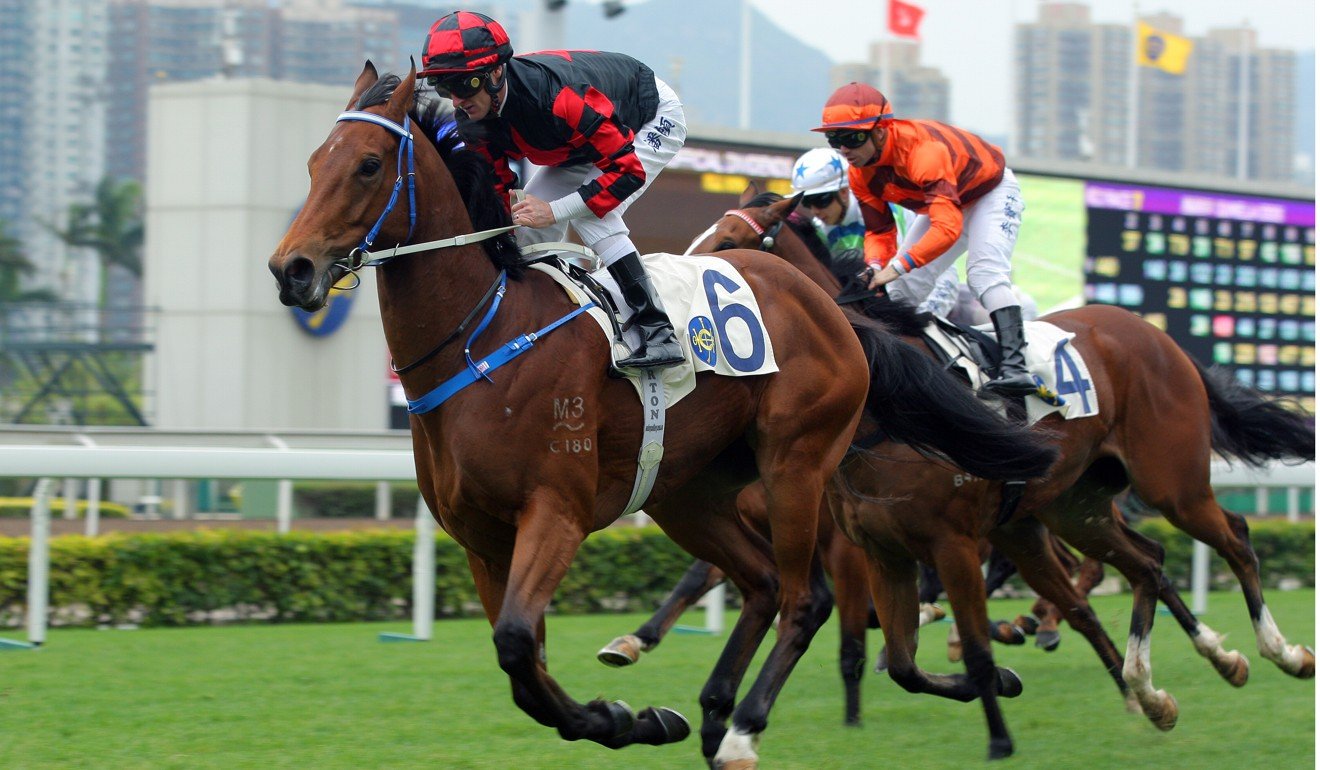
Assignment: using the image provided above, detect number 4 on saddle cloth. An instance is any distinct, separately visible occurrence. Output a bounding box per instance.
[921,316,1100,424]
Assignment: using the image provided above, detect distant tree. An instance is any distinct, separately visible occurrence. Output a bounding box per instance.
[0,219,58,302]
[48,176,144,284]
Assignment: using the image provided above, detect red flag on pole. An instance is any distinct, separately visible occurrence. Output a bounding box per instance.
[888,0,924,39]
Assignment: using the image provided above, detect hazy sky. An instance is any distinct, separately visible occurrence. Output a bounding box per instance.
[748,0,1316,137]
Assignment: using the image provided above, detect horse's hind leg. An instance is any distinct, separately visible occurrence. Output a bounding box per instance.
[1124,411,1315,679]
[1040,489,1178,731]
[990,518,1130,703]
[1162,496,1312,678]
[598,559,725,667]
[1112,507,1249,686]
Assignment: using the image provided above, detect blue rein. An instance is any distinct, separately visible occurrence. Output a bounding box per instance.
[334,110,596,415]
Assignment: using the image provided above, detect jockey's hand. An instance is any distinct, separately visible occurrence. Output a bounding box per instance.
[864,263,901,291]
[511,194,554,229]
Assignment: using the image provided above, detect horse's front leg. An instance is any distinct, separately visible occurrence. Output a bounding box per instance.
[713,478,834,770]
[493,491,688,748]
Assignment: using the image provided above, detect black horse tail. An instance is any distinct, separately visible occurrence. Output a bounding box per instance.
[1194,360,1315,467]
[849,315,1058,480]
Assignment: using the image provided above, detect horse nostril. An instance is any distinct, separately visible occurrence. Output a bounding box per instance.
[284,256,315,288]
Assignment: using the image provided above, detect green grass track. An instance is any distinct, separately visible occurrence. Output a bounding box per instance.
[0,590,1312,768]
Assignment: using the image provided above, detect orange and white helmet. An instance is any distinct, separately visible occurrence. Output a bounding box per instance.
[812,82,893,133]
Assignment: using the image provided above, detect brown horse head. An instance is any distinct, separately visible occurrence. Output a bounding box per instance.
[691,190,801,254]
[268,61,421,310]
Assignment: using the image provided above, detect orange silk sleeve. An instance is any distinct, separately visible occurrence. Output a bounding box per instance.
[849,167,897,267]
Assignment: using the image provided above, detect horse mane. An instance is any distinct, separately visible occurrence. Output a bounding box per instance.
[358,74,523,277]
[741,194,933,337]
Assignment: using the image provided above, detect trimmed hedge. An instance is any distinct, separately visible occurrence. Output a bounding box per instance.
[0,526,694,628]
[0,497,130,519]
[1132,517,1314,590]
[0,520,1310,629]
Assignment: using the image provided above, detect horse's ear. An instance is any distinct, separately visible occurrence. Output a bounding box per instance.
[738,181,762,207]
[765,192,803,222]
[348,61,379,109]
[387,61,418,117]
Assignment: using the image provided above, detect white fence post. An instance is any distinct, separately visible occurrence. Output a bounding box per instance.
[62,477,78,520]
[705,582,726,635]
[84,478,102,538]
[27,478,53,646]
[413,497,436,641]
[375,481,392,521]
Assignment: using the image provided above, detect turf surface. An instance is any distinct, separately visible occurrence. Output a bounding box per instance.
[0,590,1312,768]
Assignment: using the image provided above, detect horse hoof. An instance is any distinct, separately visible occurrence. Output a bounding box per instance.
[1295,646,1316,679]
[992,621,1027,645]
[1036,629,1061,652]
[1215,651,1250,687]
[635,706,691,745]
[1148,691,1179,732]
[919,602,947,625]
[597,635,643,667]
[947,640,963,662]
[996,667,1024,698]
[1014,614,1040,635]
[606,700,637,739]
[988,736,1015,760]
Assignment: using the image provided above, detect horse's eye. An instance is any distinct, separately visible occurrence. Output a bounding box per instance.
[716,240,737,251]
[358,158,381,176]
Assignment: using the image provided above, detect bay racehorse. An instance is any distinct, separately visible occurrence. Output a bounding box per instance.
[266,64,1058,768]
[692,192,1314,759]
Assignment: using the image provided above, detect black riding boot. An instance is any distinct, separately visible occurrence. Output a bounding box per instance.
[608,251,685,369]
[980,305,1037,398]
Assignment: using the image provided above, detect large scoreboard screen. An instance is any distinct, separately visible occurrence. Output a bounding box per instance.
[1083,182,1316,407]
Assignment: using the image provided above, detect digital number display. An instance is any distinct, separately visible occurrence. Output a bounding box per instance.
[1083,181,1315,409]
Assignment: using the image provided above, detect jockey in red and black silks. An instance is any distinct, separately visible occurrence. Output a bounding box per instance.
[420,10,686,370]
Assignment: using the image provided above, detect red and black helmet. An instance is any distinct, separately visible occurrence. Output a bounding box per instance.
[419,11,514,76]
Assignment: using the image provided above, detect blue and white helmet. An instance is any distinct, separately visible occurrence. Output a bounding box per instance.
[790,148,848,196]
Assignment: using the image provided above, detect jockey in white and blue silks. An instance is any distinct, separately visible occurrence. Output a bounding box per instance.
[790,147,959,317]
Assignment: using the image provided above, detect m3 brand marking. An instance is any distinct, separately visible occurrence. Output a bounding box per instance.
[553,396,585,431]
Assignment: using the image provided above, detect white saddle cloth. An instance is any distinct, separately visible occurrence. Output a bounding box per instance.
[530,253,779,406]
[923,320,1101,424]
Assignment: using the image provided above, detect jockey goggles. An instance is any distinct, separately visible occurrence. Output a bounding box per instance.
[801,192,839,210]
[825,129,872,150]
[427,72,486,99]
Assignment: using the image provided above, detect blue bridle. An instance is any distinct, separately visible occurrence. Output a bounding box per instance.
[336,111,418,268]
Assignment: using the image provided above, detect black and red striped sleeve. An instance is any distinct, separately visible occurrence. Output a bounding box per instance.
[551,85,647,218]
